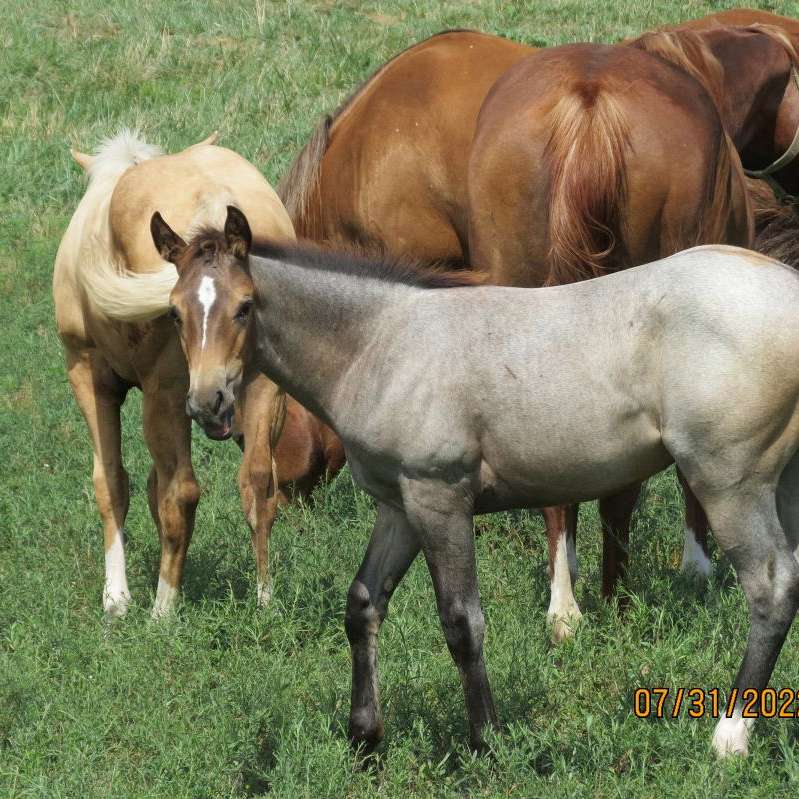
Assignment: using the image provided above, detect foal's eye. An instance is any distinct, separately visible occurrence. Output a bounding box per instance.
[234,300,253,322]
[168,306,182,326]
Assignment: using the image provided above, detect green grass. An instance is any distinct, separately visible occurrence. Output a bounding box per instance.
[3,0,799,795]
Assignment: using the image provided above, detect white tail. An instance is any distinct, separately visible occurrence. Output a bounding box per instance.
[71,130,174,322]
[81,241,178,323]
[80,128,163,183]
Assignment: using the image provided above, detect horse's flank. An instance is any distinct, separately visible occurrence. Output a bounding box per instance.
[277,28,475,229]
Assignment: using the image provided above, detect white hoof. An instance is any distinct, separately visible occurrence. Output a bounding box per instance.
[712,713,752,758]
[257,579,273,608]
[681,528,712,579]
[548,605,582,643]
[151,576,178,619]
[103,588,131,618]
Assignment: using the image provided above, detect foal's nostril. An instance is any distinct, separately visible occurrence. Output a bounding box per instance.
[212,390,224,415]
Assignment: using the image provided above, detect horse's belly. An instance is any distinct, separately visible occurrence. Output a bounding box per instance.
[476,423,671,511]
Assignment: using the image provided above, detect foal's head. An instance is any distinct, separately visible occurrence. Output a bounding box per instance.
[151,206,255,440]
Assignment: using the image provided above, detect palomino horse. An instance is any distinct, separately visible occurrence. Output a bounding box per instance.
[54,131,342,617]
[278,10,799,639]
[153,206,799,759]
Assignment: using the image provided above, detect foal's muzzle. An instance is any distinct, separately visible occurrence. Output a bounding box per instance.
[186,386,235,441]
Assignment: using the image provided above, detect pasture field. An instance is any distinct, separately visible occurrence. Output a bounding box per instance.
[3,0,799,796]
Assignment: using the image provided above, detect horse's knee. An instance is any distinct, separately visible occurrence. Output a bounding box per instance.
[345,580,380,643]
[159,475,201,543]
[440,598,485,662]
[744,555,799,630]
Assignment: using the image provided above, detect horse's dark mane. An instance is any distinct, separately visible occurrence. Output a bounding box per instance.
[250,237,482,290]
[276,28,480,233]
[747,178,799,269]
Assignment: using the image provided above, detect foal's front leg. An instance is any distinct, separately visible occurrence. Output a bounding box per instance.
[346,503,420,749]
[402,478,498,750]
[236,372,286,606]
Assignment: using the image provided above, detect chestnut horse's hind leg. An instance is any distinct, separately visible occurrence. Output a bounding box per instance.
[402,479,498,750]
[599,483,641,601]
[346,503,420,749]
[67,349,132,617]
[236,373,286,607]
[142,378,200,618]
[677,469,712,578]
[543,504,581,642]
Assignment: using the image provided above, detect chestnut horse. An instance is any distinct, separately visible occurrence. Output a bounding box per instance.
[54,131,342,617]
[278,11,799,638]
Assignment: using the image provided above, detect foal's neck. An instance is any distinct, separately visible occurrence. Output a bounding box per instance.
[249,254,405,426]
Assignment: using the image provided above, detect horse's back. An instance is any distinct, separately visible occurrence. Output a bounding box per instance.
[674,8,799,36]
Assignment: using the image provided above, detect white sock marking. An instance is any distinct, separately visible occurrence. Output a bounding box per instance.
[681,526,712,577]
[712,709,754,757]
[548,531,582,639]
[151,575,178,619]
[257,579,273,607]
[197,275,216,350]
[103,529,131,616]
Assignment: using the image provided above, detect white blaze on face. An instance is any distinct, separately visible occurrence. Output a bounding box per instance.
[681,527,712,578]
[103,529,131,617]
[197,275,217,351]
[547,530,582,641]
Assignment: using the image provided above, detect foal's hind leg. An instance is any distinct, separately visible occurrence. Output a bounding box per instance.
[543,504,581,642]
[677,469,711,578]
[402,478,498,750]
[142,376,201,618]
[67,349,131,617]
[693,483,799,757]
[346,503,420,749]
[236,374,286,607]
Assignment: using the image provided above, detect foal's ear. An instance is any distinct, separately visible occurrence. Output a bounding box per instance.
[150,212,188,266]
[224,206,252,260]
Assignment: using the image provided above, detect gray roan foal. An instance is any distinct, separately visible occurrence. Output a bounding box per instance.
[153,206,799,759]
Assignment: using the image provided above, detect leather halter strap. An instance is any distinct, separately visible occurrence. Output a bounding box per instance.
[743,66,799,202]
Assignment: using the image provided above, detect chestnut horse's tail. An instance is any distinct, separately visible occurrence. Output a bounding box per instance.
[544,86,631,284]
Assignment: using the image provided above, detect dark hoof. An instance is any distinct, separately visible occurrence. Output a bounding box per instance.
[348,710,384,753]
